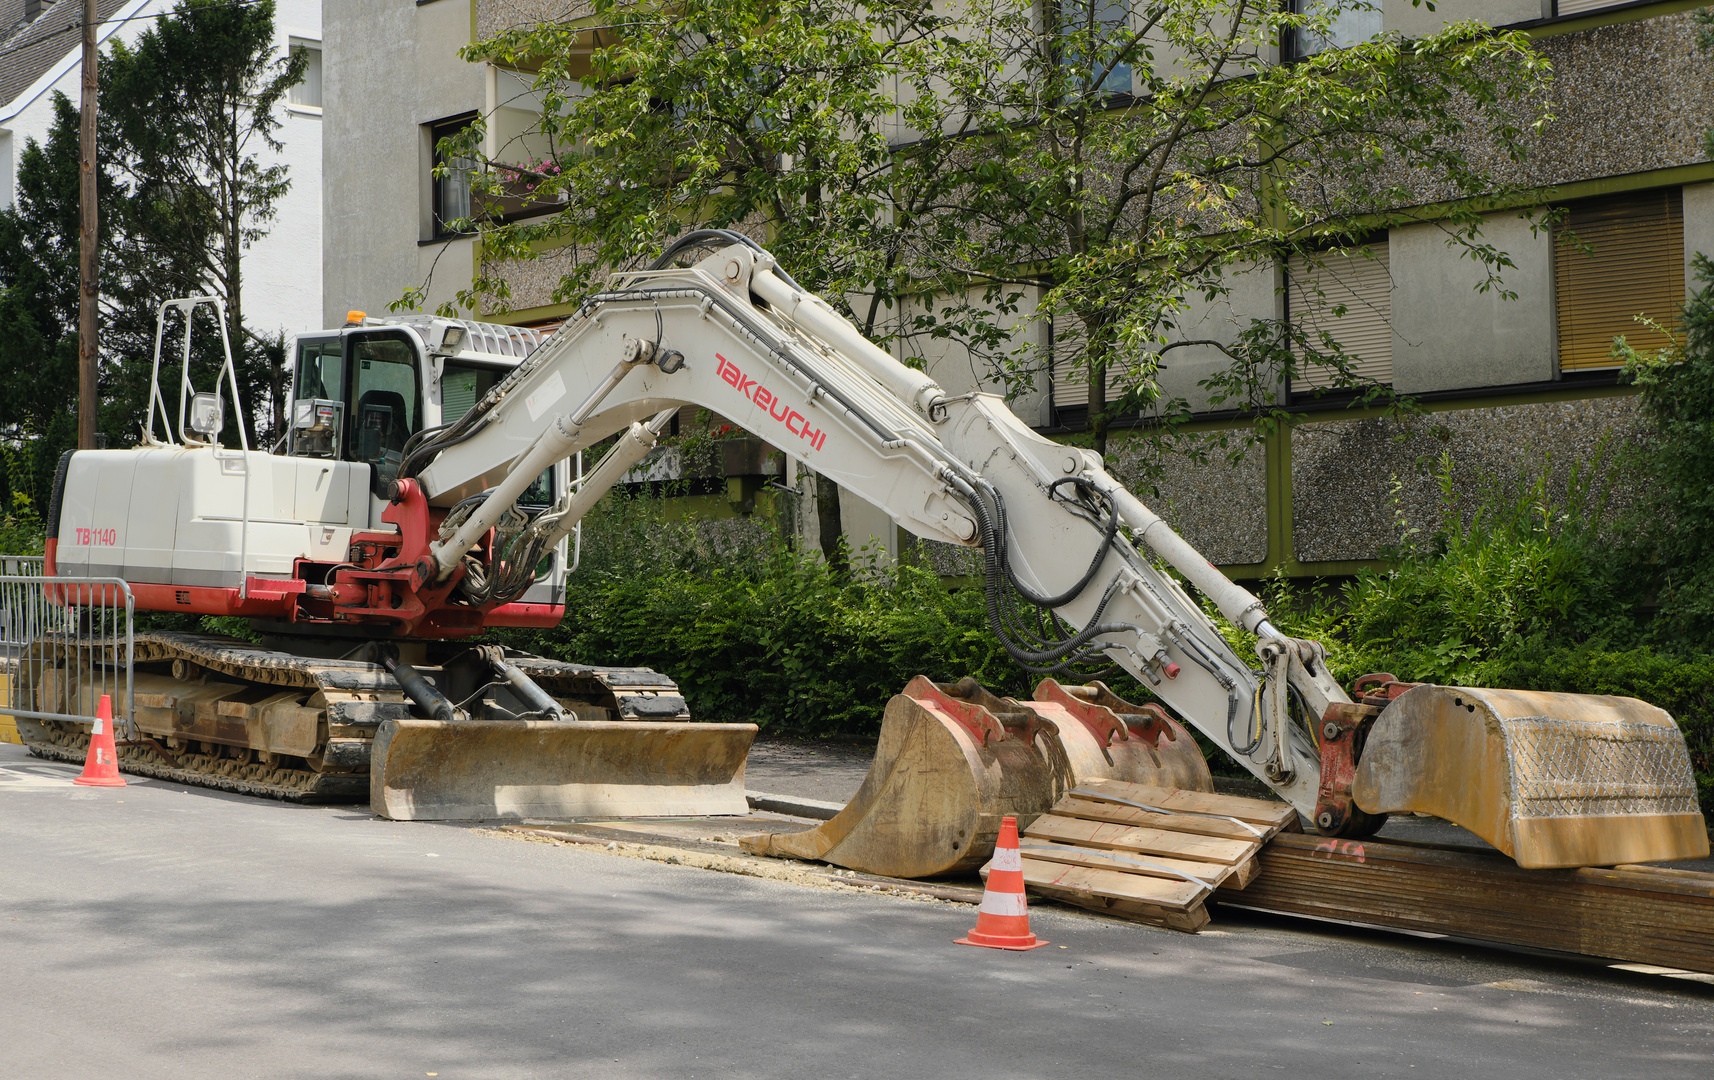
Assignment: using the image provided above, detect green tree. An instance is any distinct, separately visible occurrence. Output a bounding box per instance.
[945,0,1550,454]
[103,0,306,442]
[424,0,1549,465]
[1618,260,1714,646]
[0,93,112,511]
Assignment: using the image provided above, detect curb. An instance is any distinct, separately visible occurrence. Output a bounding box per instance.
[745,790,845,820]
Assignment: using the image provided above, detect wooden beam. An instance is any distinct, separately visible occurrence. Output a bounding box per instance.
[1219,833,1714,975]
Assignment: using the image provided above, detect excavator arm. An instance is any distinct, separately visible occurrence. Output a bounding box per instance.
[392,237,1354,827]
[388,235,1705,868]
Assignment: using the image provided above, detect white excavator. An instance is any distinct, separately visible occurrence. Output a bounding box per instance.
[31,231,1706,873]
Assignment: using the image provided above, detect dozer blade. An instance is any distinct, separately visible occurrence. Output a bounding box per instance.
[1030,678,1213,793]
[371,718,758,821]
[740,675,1214,878]
[1353,686,1709,869]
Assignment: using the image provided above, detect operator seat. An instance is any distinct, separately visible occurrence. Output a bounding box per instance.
[355,389,411,455]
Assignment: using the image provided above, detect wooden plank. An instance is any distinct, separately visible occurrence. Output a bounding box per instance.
[1076,779,1298,829]
[1021,840,1237,889]
[1032,884,1211,933]
[1049,795,1268,842]
[1020,856,1206,909]
[1026,814,1257,866]
[1219,833,1714,975]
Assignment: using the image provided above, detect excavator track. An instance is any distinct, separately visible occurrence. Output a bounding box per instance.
[18,630,692,805]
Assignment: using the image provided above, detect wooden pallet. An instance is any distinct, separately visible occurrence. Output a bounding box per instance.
[1017,780,1299,932]
[1218,832,1714,974]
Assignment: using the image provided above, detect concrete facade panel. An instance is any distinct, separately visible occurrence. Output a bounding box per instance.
[324,0,483,327]
[1290,395,1643,563]
[1521,14,1714,189]
[1389,213,1555,395]
[1384,0,1544,37]
[1106,429,1269,566]
[1685,180,1714,288]
[913,285,1051,429]
[1154,261,1281,415]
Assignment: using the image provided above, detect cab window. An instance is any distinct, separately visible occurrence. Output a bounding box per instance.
[347,333,423,480]
[296,338,342,400]
[441,360,502,425]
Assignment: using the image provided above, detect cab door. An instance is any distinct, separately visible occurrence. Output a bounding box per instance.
[343,330,427,485]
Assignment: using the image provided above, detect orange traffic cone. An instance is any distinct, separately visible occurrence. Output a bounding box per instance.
[73,695,126,788]
[957,815,1046,950]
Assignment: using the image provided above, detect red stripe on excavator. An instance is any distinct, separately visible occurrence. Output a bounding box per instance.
[123,580,564,631]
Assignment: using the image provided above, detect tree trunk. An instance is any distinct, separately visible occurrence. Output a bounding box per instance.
[814,469,846,575]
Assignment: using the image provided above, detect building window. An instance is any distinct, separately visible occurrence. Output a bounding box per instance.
[288,39,322,111]
[1056,0,1132,98]
[1287,0,1382,60]
[1553,188,1684,372]
[1288,242,1393,390]
[430,116,478,239]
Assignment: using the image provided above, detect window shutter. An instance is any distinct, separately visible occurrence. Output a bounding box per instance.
[1555,1,1627,15]
[1554,188,1684,372]
[1051,315,1089,409]
[1289,244,1392,390]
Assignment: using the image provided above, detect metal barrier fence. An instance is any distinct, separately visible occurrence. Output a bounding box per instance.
[0,573,135,745]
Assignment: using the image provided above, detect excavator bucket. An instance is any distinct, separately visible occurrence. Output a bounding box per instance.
[1030,679,1213,794]
[371,718,758,821]
[1353,686,1709,869]
[740,676,1212,878]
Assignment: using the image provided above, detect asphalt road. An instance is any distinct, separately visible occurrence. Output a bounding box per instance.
[2,743,1711,1079]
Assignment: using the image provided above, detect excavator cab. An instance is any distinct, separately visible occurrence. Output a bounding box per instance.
[288,328,424,483]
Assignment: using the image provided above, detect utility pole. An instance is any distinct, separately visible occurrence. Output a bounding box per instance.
[77,0,98,449]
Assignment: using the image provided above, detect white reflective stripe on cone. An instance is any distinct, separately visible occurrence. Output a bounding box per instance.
[990,846,1022,872]
[979,890,1028,917]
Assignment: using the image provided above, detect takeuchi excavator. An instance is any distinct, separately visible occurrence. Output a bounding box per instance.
[28,230,1707,871]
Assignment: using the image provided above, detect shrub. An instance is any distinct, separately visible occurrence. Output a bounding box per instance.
[502,495,1037,737]
[1621,255,1714,647]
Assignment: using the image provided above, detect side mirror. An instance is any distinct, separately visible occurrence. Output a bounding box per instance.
[188,393,224,437]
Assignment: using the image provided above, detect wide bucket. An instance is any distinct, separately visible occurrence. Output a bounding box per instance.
[1353,685,1709,869]
[1030,679,1213,793]
[741,677,1064,878]
[371,718,758,821]
[740,676,1213,879]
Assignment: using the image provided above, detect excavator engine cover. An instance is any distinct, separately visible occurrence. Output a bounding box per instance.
[1353,685,1709,869]
[741,676,1212,879]
[372,718,758,821]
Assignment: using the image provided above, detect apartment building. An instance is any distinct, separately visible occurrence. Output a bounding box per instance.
[322,1,1713,572]
[0,0,324,339]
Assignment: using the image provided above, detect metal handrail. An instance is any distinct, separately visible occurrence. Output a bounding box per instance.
[0,573,135,740]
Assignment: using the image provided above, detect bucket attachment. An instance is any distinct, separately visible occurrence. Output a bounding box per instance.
[1353,685,1709,869]
[740,676,1213,879]
[371,718,757,821]
[740,677,1061,878]
[1030,679,1213,794]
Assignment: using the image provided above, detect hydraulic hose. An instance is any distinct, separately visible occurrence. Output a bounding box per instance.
[648,228,807,292]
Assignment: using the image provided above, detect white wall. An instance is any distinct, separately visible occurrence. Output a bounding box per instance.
[242,0,323,338]
[323,0,484,328]
[0,0,322,337]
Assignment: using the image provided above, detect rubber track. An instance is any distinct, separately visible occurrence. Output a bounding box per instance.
[27,741,364,803]
[20,631,685,803]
